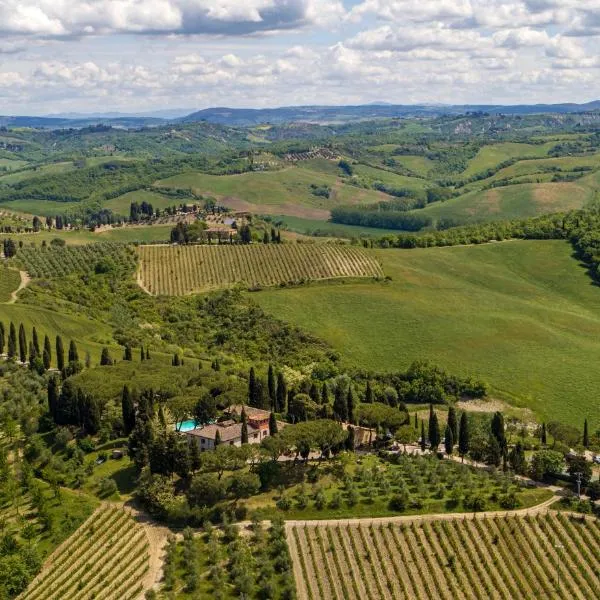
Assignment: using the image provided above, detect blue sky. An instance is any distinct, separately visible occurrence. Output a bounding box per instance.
[0,0,598,114]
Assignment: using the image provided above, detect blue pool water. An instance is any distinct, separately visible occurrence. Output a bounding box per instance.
[177,420,197,432]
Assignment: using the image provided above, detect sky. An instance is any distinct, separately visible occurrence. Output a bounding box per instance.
[0,0,599,115]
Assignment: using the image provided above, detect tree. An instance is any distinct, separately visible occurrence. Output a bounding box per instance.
[267,365,276,408]
[567,455,592,486]
[18,323,27,363]
[56,335,65,371]
[530,449,565,481]
[364,380,373,403]
[123,344,133,361]
[32,327,40,356]
[214,429,221,447]
[444,424,454,455]
[321,382,329,405]
[68,340,79,363]
[228,472,260,500]
[269,412,278,436]
[508,442,526,474]
[122,385,136,435]
[583,418,589,448]
[395,425,416,452]
[491,412,506,447]
[140,346,146,361]
[43,335,52,370]
[458,412,470,460]
[248,367,257,404]
[47,376,59,421]
[100,347,112,366]
[540,422,547,445]
[428,405,440,451]
[347,387,355,424]
[0,321,4,355]
[333,385,348,422]
[447,406,458,443]
[194,394,217,427]
[275,372,287,413]
[7,322,16,359]
[241,408,249,444]
[420,421,426,452]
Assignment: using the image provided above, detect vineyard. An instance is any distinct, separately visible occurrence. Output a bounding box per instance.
[14,242,137,278]
[287,512,600,600]
[137,244,384,295]
[21,505,150,600]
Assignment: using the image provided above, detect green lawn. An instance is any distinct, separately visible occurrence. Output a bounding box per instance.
[255,240,600,427]
[0,267,20,302]
[416,181,594,225]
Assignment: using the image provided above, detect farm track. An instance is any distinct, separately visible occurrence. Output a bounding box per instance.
[137,243,383,295]
[286,502,600,600]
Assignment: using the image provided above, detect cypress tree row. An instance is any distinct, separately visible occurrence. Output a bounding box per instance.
[18,323,27,363]
[7,323,17,359]
[43,335,52,370]
[56,335,65,371]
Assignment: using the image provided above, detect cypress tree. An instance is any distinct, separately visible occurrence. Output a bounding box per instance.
[447,406,458,444]
[365,380,373,403]
[145,348,150,360]
[414,412,418,429]
[309,382,319,404]
[429,412,440,452]
[267,365,276,407]
[122,385,136,435]
[18,323,27,363]
[333,385,348,422]
[56,335,64,371]
[214,429,221,447]
[275,372,287,413]
[28,341,36,369]
[47,376,59,421]
[140,346,145,362]
[540,422,547,445]
[85,351,91,368]
[444,424,454,455]
[123,344,133,361]
[100,347,112,366]
[7,322,16,359]
[583,419,589,448]
[68,340,78,363]
[269,412,278,436]
[420,420,426,452]
[32,327,40,357]
[43,335,51,370]
[491,412,506,448]
[509,441,526,474]
[321,382,329,405]
[241,408,248,444]
[347,387,355,424]
[0,322,4,355]
[248,367,256,404]
[459,412,470,460]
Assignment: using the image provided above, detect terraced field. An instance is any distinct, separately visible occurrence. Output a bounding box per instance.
[21,505,150,600]
[137,244,383,295]
[288,512,600,600]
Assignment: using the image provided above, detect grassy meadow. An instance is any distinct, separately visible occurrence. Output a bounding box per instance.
[255,240,600,427]
[461,142,555,177]
[0,267,20,302]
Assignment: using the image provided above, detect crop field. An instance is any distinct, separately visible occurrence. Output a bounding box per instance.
[137,244,384,295]
[0,267,20,302]
[103,189,184,216]
[21,505,150,600]
[256,240,600,427]
[461,142,555,177]
[287,512,600,600]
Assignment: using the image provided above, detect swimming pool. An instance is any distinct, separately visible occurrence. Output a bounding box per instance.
[177,420,198,432]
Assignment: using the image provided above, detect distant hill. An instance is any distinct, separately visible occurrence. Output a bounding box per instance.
[180,101,600,126]
[2,101,599,129]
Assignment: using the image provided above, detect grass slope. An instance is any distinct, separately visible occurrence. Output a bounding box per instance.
[255,240,600,427]
[462,142,554,177]
[155,166,391,219]
[0,268,20,302]
[416,182,594,225]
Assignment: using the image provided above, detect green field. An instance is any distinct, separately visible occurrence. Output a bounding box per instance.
[0,199,83,217]
[103,189,183,216]
[255,240,600,427]
[352,164,431,191]
[155,165,390,219]
[0,268,20,302]
[461,142,555,177]
[274,215,404,237]
[416,181,594,225]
